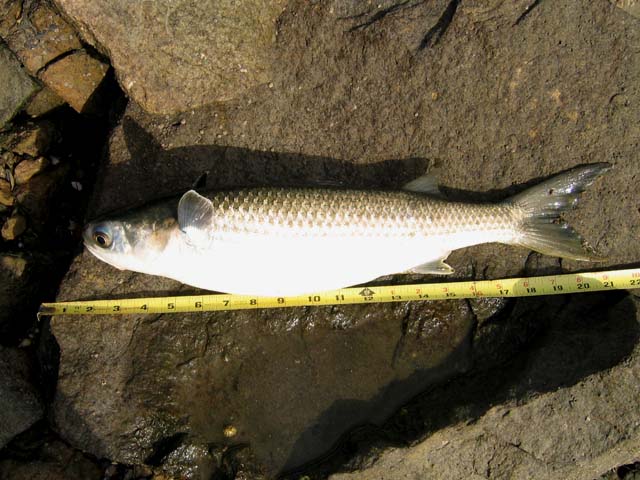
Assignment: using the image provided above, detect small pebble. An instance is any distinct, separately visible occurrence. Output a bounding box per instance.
[223,425,237,438]
[0,254,27,277]
[0,179,14,206]
[10,121,55,157]
[14,156,48,185]
[1,214,27,240]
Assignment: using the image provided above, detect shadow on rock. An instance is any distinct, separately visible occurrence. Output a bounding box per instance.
[284,292,639,478]
[87,117,434,218]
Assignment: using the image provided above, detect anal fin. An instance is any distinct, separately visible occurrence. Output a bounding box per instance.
[410,258,454,275]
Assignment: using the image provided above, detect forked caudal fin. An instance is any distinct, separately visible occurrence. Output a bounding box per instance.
[507,163,611,261]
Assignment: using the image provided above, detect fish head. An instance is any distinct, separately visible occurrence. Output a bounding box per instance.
[83,211,177,273]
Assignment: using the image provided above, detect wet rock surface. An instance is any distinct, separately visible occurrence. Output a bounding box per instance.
[0,0,637,478]
[0,0,82,75]
[53,0,288,114]
[0,427,102,480]
[328,295,640,480]
[40,50,109,114]
[0,44,38,129]
[48,0,640,478]
[52,258,475,474]
[0,347,43,450]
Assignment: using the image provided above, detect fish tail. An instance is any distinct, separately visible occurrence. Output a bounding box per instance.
[506,163,612,261]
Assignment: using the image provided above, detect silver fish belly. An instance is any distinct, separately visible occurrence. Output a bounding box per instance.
[83,163,610,296]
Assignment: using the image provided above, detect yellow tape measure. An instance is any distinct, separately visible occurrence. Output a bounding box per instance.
[38,268,640,316]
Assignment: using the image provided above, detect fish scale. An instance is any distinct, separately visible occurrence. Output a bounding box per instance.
[208,188,516,239]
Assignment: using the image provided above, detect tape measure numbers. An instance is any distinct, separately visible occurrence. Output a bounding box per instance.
[38,268,640,316]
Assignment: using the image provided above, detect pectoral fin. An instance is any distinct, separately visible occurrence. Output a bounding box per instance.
[410,258,454,275]
[178,190,214,247]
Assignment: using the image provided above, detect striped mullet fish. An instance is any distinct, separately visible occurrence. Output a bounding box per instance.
[83,163,610,296]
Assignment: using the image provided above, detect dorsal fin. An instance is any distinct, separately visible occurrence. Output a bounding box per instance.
[402,172,441,195]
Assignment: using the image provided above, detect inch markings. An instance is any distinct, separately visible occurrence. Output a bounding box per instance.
[38,268,640,316]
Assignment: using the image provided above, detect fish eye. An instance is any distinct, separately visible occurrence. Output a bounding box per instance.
[93,228,112,248]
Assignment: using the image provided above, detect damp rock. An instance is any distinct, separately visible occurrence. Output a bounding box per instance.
[156,442,217,480]
[1,213,26,241]
[0,253,52,343]
[0,0,82,74]
[50,0,639,477]
[610,0,640,18]
[24,87,66,118]
[0,179,13,207]
[39,50,109,114]
[52,0,287,114]
[14,157,49,185]
[329,296,640,480]
[14,163,68,229]
[5,121,56,158]
[0,347,43,449]
[0,437,102,480]
[0,44,38,129]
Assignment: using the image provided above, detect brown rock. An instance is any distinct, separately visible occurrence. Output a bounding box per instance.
[40,51,109,113]
[14,157,48,185]
[0,1,82,74]
[0,347,44,450]
[7,121,55,157]
[0,179,13,207]
[0,43,39,129]
[610,0,640,18]
[14,162,68,228]
[0,439,101,480]
[0,151,18,169]
[1,213,26,240]
[0,254,27,278]
[53,0,286,114]
[24,87,66,117]
[0,0,22,36]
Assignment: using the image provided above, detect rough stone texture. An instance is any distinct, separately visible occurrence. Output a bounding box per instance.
[0,43,38,129]
[0,438,102,480]
[39,50,109,113]
[0,0,82,74]
[53,256,475,476]
[329,296,640,480]
[24,87,65,118]
[1,213,26,240]
[52,0,288,114]
[0,179,13,207]
[611,0,640,18]
[51,0,639,477]
[3,121,55,158]
[14,162,68,231]
[0,254,48,342]
[14,157,48,185]
[0,347,43,450]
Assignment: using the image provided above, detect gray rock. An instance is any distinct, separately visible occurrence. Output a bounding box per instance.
[50,0,639,477]
[0,254,54,342]
[0,438,102,480]
[53,0,287,114]
[0,347,43,450]
[0,44,38,129]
